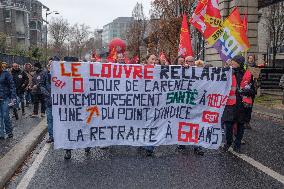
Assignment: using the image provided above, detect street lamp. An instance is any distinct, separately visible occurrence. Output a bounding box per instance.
[45,10,59,63]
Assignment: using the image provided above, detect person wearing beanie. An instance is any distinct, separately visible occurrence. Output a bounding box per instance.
[222,55,256,153]
[30,62,46,118]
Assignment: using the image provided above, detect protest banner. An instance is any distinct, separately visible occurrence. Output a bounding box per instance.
[52,62,232,150]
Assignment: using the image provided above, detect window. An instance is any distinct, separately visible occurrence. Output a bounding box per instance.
[37,21,42,30]
[4,9,11,22]
[29,21,36,29]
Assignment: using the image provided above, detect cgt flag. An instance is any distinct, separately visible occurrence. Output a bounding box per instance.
[178,14,193,57]
[213,7,250,62]
[190,0,223,45]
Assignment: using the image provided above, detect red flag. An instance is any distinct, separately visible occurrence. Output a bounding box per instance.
[178,14,193,57]
[190,0,222,44]
[92,50,102,62]
[107,48,117,63]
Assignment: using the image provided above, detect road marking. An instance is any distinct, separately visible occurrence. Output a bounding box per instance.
[16,143,51,189]
[229,149,284,185]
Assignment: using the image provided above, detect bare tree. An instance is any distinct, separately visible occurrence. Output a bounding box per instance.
[69,24,91,59]
[126,2,147,59]
[262,2,284,67]
[48,17,70,58]
[149,0,195,62]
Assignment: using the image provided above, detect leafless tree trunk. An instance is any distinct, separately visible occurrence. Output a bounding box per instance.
[262,2,284,67]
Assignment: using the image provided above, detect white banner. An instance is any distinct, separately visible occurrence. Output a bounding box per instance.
[51,62,232,149]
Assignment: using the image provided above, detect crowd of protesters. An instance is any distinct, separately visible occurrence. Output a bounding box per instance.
[0,53,259,159]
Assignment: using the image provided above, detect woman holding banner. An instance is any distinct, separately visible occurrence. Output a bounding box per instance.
[222,55,255,153]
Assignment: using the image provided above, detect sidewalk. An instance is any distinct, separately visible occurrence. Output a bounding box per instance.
[253,104,284,120]
[253,94,284,120]
[0,107,47,188]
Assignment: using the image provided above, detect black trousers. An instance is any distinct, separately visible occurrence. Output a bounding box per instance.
[224,121,245,149]
[33,94,46,115]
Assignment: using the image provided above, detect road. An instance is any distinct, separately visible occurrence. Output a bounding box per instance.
[5,113,284,189]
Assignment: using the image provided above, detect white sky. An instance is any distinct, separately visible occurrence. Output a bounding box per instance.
[40,0,152,30]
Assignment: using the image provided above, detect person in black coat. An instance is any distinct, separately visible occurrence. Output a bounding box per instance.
[222,55,255,153]
[30,62,46,117]
[11,63,29,118]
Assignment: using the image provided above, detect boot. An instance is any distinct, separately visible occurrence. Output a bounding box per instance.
[194,147,205,156]
[64,150,72,160]
[13,109,19,120]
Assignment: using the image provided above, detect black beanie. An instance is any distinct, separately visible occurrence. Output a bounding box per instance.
[232,55,245,69]
[34,62,42,69]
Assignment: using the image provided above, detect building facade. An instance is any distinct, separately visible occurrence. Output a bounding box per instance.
[102,17,133,47]
[0,0,47,50]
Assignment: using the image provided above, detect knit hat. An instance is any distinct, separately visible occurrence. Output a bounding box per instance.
[34,62,42,69]
[232,55,245,69]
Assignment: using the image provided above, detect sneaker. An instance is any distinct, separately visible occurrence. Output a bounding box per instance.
[30,114,38,118]
[177,145,186,150]
[245,123,252,130]
[241,140,246,145]
[233,146,241,153]
[194,147,205,156]
[222,144,230,152]
[47,138,54,143]
[14,113,19,120]
[8,133,13,139]
[41,113,45,118]
[145,149,154,156]
[64,150,72,160]
[85,147,91,154]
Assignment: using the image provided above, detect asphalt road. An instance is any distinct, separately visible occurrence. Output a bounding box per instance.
[5,114,284,189]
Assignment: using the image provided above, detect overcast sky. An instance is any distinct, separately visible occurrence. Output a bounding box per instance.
[40,0,152,30]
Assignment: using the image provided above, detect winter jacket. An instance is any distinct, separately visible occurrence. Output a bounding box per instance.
[0,70,16,100]
[11,69,29,95]
[222,68,256,124]
[39,70,52,107]
[31,69,44,94]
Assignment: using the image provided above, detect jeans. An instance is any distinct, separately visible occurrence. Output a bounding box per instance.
[0,99,13,137]
[25,90,32,104]
[46,106,53,139]
[14,93,25,113]
[224,121,244,149]
[33,94,46,115]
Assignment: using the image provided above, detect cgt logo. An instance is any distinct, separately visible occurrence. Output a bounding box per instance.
[202,111,219,124]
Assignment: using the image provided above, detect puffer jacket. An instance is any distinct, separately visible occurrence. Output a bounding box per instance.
[0,70,16,100]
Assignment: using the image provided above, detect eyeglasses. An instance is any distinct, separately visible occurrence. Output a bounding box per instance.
[185,60,194,62]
